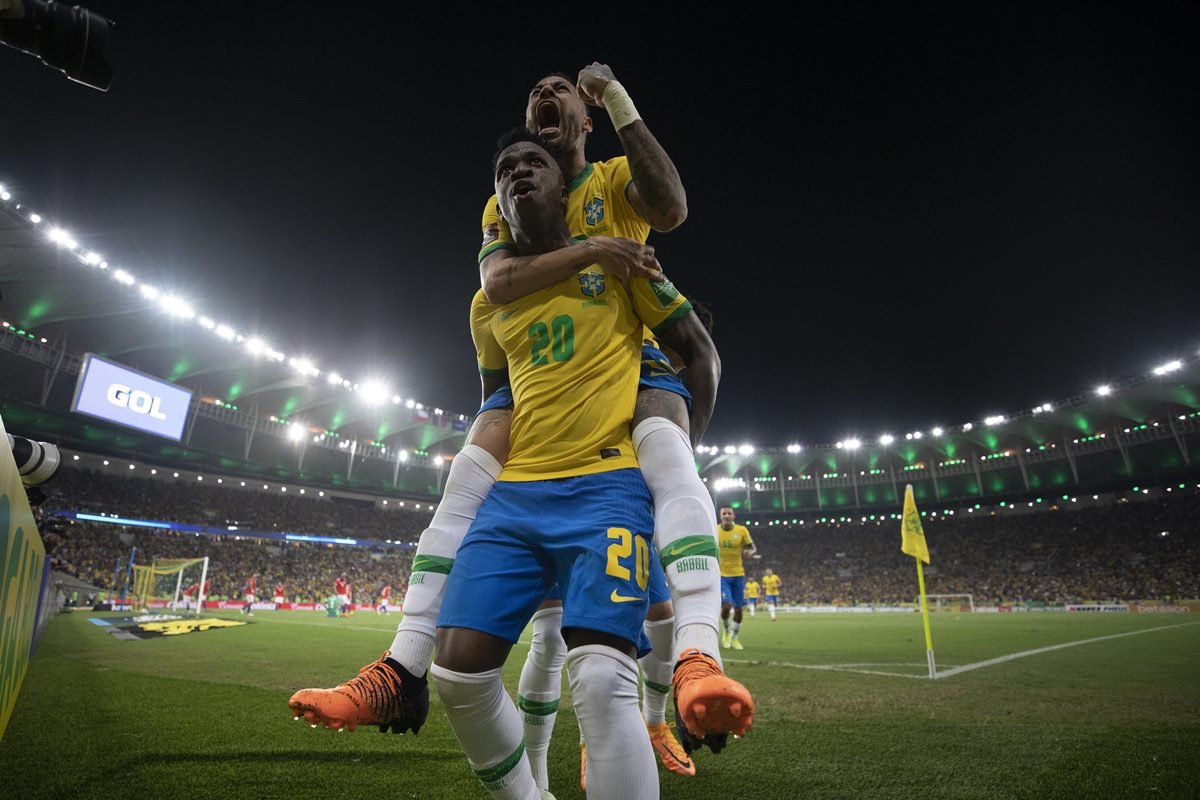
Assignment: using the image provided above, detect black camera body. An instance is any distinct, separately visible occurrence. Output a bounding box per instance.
[0,0,113,91]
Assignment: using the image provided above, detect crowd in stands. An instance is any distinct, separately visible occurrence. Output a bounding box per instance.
[46,467,433,541]
[744,493,1200,605]
[40,466,1200,606]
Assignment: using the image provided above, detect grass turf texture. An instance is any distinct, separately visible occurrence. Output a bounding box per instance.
[2,611,1198,799]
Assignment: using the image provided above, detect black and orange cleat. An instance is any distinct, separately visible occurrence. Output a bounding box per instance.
[671,648,753,754]
[288,651,428,734]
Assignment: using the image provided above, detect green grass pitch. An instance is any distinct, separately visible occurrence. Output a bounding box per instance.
[2,610,1198,799]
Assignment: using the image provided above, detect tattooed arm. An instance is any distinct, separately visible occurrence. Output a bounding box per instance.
[480,235,662,305]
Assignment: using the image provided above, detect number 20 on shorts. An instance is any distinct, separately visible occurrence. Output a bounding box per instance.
[606,527,649,591]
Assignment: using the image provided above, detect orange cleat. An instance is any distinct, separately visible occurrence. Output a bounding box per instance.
[288,651,428,734]
[579,741,587,793]
[671,648,754,754]
[648,721,696,777]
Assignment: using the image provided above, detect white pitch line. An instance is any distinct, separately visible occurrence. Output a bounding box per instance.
[724,658,929,679]
[933,621,1200,679]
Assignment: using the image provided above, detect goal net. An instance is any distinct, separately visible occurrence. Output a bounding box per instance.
[924,593,974,612]
[131,557,209,616]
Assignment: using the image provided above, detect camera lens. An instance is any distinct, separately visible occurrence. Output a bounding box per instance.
[7,433,62,486]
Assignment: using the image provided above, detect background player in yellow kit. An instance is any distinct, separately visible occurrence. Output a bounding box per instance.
[717,506,756,650]
[744,576,760,618]
[761,569,782,622]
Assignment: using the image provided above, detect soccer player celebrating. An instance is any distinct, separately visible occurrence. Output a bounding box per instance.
[430,129,747,800]
[717,507,756,649]
[378,584,392,615]
[761,569,782,622]
[744,576,760,618]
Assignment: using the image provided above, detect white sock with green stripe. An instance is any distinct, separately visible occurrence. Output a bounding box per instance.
[517,606,566,791]
[389,444,501,676]
[567,645,659,800]
[639,617,675,725]
[633,418,722,662]
[430,664,539,800]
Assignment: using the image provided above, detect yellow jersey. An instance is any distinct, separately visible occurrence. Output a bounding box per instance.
[470,271,690,482]
[744,580,760,599]
[762,574,782,596]
[717,524,754,577]
[479,157,691,343]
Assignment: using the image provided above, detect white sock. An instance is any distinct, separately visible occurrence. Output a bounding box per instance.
[567,645,659,800]
[639,617,674,725]
[722,616,730,633]
[632,418,722,660]
[430,664,540,800]
[731,620,741,640]
[390,445,501,676]
[517,607,566,791]
[769,603,776,621]
[749,603,756,617]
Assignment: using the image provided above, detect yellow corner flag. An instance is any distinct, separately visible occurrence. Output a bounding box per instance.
[900,484,930,564]
[900,484,936,678]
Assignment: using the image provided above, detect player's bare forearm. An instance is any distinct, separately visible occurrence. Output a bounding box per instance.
[480,243,596,305]
[620,121,688,232]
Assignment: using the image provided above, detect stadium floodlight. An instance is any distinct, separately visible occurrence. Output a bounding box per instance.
[1152,359,1182,376]
[0,191,8,202]
[287,422,305,442]
[1095,385,1112,396]
[843,438,861,450]
[879,434,894,445]
[198,316,215,329]
[160,295,195,319]
[291,358,318,377]
[246,337,267,355]
[215,324,236,341]
[962,422,974,432]
[29,213,42,224]
[83,251,102,265]
[327,372,343,385]
[912,431,923,440]
[722,445,736,455]
[398,450,409,462]
[46,226,73,246]
[360,380,389,405]
[738,444,754,456]
[405,399,416,409]
[392,395,402,404]
[786,444,802,453]
[984,415,1006,426]
[139,284,160,301]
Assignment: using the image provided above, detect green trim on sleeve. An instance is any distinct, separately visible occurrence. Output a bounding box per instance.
[478,365,508,378]
[477,241,515,263]
[650,300,694,335]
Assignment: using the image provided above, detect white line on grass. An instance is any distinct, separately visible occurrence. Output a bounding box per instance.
[933,621,1200,679]
[727,621,1200,680]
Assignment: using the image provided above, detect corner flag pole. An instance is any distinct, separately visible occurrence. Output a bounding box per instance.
[915,555,936,679]
[900,484,936,679]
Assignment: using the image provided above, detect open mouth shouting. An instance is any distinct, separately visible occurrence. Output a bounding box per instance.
[534,100,562,139]
[510,178,537,201]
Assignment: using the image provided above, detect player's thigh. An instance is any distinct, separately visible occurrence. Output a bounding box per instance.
[467,407,513,464]
[633,388,689,432]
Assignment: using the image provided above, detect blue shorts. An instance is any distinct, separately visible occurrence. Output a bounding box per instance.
[475,344,691,416]
[545,550,669,605]
[721,576,746,608]
[765,594,779,605]
[438,469,655,655]
[747,597,758,607]
[639,343,692,412]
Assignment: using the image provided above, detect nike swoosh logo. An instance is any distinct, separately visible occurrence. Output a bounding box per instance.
[610,589,640,604]
[673,540,712,555]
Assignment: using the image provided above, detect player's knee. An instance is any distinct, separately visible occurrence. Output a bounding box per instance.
[528,607,567,673]
[430,663,502,712]
[566,645,639,714]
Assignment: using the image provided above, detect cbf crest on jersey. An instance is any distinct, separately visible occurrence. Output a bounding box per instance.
[584,197,605,226]
[579,272,606,297]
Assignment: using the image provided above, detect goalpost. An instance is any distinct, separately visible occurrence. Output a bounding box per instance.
[924,593,975,612]
[130,557,209,616]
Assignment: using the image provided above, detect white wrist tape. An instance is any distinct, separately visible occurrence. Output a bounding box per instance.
[602,81,642,130]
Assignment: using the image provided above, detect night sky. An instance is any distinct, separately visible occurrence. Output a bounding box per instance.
[3,2,1197,447]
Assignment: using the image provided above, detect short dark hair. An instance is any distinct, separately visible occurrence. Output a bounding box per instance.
[719,505,733,512]
[492,126,553,172]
